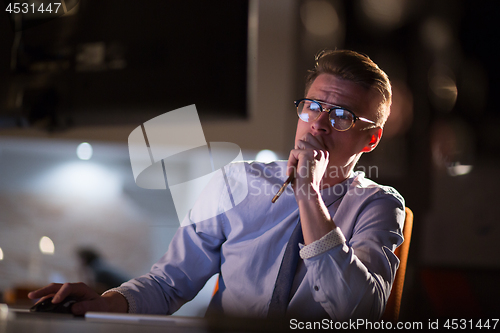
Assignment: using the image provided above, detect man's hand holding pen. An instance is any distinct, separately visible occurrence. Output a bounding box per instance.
[273,133,329,203]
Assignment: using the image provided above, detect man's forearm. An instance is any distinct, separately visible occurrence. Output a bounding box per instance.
[297,186,337,245]
[101,291,129,313]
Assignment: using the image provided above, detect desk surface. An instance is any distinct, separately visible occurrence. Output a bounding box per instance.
[0,305,288,333]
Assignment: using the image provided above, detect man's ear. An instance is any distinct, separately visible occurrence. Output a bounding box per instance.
[361,128,383,153]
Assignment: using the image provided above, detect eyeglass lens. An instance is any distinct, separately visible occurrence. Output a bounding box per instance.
[297,100,353,131]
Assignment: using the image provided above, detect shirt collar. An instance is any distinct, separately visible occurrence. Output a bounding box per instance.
[320,172,356,206]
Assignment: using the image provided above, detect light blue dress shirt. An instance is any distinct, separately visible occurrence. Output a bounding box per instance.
[110,161,405,321]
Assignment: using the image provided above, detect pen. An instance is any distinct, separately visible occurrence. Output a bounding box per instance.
[271,174,294,203]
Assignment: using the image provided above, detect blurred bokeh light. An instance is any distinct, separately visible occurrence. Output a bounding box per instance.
[76,142,93,160]
[359,0,411,31]
[300,0,340,36]
[39,236,55,255]
[255,149,278,163]
[428,68,458,112]
[420,17,453,52]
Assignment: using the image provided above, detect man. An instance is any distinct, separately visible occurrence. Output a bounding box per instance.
[29,50,405,321]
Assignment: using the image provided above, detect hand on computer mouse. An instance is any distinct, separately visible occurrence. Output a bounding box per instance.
[28,282,128,315]
[30,296,78,314]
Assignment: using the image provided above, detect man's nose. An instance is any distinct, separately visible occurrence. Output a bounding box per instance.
[311,111,331,133]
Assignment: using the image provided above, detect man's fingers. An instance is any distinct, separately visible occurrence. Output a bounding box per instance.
[53,282,76,303]
[293,142,328,163]
[29,282,99,304]
[295,139,310,150]
[287,149,319,177]
[316,149,329,162]
[287,150,299,176]
[28,283,63,300]
[28,282,111,315]
[296,134,326,152]
[300,133,326,150]
[30,294,56,307]
[296,140,325,154]
[53,282,98,303]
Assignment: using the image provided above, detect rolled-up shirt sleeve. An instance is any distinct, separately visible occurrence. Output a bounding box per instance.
[299,191,405,321]
[299,227,346,260]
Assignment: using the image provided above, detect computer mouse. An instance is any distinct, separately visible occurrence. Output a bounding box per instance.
[30,296,78,314]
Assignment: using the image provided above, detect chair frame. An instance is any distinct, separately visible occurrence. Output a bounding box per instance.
[381,207,414,323]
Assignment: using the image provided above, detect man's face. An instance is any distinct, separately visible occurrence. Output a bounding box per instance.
[294,73,384,174]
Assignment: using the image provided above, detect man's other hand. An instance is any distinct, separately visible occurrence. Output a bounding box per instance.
[28,282,128,315]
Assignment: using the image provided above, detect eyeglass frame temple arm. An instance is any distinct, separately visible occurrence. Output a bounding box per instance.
[294,99,377,126]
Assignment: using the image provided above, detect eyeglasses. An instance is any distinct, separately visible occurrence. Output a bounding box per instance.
[294,98,377,131]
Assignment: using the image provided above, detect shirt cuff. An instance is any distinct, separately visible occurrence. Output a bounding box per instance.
[102,287,137,313]
[299,227,346,259]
